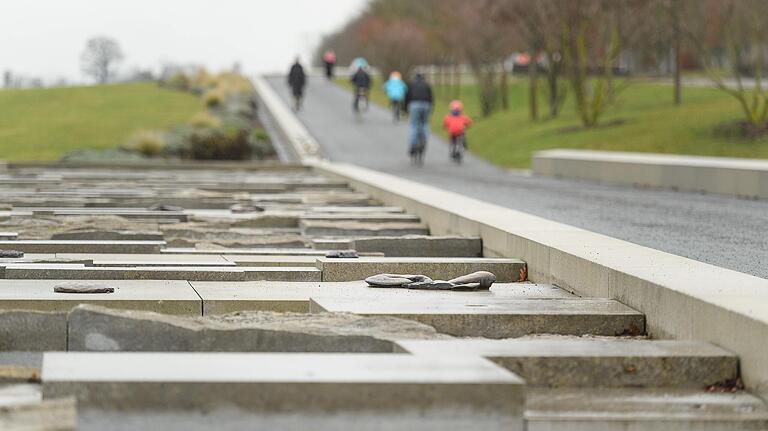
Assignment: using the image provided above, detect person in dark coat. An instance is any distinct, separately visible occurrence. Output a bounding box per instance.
[404,73,434,157]
[350,66,372,112]
[287,58,306,111]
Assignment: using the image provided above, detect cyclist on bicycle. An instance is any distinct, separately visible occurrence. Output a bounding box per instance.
[383,71,407,122]
[443,100,472,163]
[404,73,433,164]
[351,64,372,113]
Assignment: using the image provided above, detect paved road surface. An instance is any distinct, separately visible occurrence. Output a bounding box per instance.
[266,76,768,279]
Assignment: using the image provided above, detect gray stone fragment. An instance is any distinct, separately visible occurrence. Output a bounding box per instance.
[0,311,67,350]
[325,250,359,259]
[147,204,184,212]
[448,271,497,289]
[0,250,23,258]
[365,272,497,291]
[67,305,445,352]
[53,283,114,294]
[230,203,265,213]
[365,274,433,287]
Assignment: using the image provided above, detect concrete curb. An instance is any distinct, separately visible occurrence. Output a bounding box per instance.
[310,159,768,399]
[252,75,322,162]
[532,149,768,199]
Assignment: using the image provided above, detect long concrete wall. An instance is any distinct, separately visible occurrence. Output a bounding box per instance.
[253,75,768,399]
[532,149,768,199]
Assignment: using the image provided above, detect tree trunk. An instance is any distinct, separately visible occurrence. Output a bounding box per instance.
[529,50,539,121]
[500,62,509,111]
[671,0,682,105]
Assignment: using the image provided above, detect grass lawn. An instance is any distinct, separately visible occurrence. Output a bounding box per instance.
[340,77,768,168]
[0,82,203,161]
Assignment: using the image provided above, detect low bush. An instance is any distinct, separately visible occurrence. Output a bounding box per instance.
[123,130,166,157]
[189,111,222,128]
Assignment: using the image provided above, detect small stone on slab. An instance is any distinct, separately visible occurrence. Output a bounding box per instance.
[147,204,184,212]
[325,250,359,259]
[53,282,114,294]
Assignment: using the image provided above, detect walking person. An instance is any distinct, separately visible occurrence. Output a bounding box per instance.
[383,71,407,122]
[404,73,433,165]
[287,57,306,111]
[350,63,372,113]
[322,50,337,80]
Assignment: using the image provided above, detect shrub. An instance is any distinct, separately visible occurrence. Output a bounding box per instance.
[189,111,222,128]
[203,88,227,108]
[187,126,252,160]
[124,130,166,157]
[249,128,277,159]
[164,72,190,91]
[189,69,214,94]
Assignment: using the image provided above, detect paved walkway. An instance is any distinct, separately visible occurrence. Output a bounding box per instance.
[266,76,768,279]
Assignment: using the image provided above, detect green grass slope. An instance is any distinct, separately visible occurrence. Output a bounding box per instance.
[0,82,203,161]
[342,78,768,168]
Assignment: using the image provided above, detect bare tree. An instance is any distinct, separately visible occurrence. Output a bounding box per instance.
[686,0,768,128]
[81,36,124,84]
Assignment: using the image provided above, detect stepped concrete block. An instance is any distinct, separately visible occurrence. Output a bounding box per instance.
[0,280,201,315]
[0,233,18,240]
[1,265,320,282]
[51,230,163,241]
[396,338,738,388]
[0,240,164,254]
[316,257,525,282]
[42,352,524,430]
[308,206,404,213]
[193,281,575,315]
[0,397,77,431]
[223,255,320,267]
[352,235,482,257]
[311,238,353,250]
[525,387,768,430]
[310,297,644,338]
[51,209,188,222]
[0,382,42,406]
[67,305,443,352]
[0,311,67,351]
[161,247,328,256]
[56,253,234,267]
[0,352,44,383]
[300,220,429,237]
[301,213,421,223]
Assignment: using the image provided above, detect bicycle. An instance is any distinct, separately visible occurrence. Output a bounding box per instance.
[410,109,428,166]
[353,87,369,113]
[450,133,466,164]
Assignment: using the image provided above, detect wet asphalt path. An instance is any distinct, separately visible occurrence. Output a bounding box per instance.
[266,76,768,279]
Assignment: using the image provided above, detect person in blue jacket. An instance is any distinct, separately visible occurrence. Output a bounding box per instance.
[383,71,408,122]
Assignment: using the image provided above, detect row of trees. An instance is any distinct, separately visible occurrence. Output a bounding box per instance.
[316,0,768,129]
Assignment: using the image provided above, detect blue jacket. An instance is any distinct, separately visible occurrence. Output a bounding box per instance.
[384,78,407,102]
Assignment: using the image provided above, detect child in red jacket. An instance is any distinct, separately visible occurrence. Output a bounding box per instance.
[442,100,472,162]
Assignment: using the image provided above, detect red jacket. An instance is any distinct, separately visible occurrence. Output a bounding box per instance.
[443,113,472,137]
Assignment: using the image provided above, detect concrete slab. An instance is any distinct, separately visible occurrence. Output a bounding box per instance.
[192,281,575,314]
[352,235,482,257]
[222,255,320,267]
[525,387,768,430]
[301,213,420,223]
[162,247,326,256]
[0,240,164,254]
[1,265,321,282]
[0,233,17,240]
[0,311,67,351]
[396,338,737,388]
[310,297,644,338]
[316,256,525,282]
[301,220,430,237]
[0,397,77,431]
[55,253,235,267]
[42,352,523,430]
[49,209,188,222]
[67,305,443,352]
[0,280,201,315]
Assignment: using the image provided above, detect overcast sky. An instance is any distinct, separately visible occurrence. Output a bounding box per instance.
[0,0,367,84]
